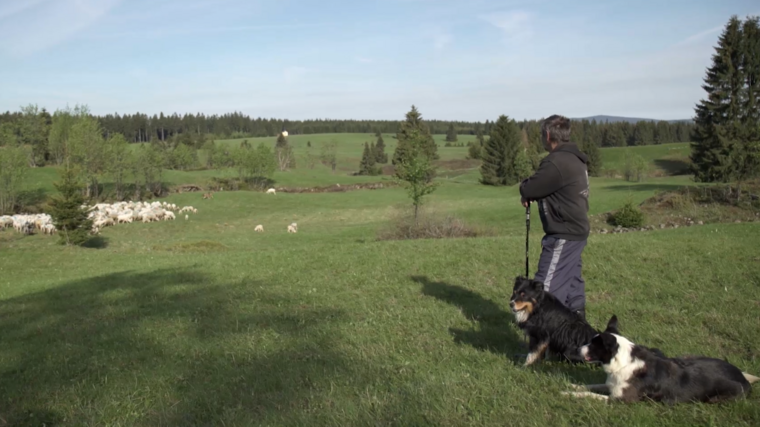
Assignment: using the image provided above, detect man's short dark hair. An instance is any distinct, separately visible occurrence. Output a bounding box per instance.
[541,115,571,144]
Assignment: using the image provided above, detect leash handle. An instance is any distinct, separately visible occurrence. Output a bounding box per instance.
[525,204,530,277]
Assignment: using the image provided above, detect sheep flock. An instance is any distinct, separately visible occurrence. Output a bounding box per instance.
[0,200,198,236]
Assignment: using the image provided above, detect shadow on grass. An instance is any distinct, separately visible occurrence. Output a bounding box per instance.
[604,183,686,193]
[653,158,691,175]
[0,268,380,426]
[412,276,524,363]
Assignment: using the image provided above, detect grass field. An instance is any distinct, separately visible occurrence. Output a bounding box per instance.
[2,139,759,426]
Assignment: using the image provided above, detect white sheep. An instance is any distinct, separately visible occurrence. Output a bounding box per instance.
[117,214,133,224]
[185,214,189,220]
[287,224,297,233]
[165,211,175,220]
[255,224,264,232]
[266,188,276,195]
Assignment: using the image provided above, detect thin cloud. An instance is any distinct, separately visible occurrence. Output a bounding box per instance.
[84,22,335,40]
[479,10,532,42]
[0,0,122,55]
[0,0,47,20]
[674,25,723,47]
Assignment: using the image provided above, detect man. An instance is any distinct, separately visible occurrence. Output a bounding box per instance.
[519,115,590,320]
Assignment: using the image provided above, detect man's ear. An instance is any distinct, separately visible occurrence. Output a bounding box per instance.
[605,315,619,335]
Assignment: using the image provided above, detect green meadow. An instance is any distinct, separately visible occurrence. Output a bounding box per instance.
[1,139,759,426]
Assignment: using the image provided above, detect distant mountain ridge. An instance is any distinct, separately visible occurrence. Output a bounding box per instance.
[572,115,693,124]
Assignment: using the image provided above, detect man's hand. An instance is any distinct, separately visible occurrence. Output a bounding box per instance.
[521,197,530,208]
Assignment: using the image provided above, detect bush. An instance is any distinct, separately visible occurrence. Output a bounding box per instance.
[623,151,647,182]
[376,207,488,241]
[610,202,646,228]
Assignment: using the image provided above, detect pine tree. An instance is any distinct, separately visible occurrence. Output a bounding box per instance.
[691,16,748,183]
[445,123,458,142]
[49,163,93,246]
[654,121,672,144]
[392,105,438,171]
[479,115,523,186]
[632,121,654,145]
[375,133,388,163]
[581,138,603,177]
[359,142,378,175]
[467,130,484,159]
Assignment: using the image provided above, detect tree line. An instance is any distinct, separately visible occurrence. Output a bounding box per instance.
[1,104,695,158]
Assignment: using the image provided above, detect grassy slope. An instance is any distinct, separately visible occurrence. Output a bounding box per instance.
[2,152,760,426]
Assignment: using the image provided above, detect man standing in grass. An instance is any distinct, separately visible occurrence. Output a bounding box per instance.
[519,115,590,320]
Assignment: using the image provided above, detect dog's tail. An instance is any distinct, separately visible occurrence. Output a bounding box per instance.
[742,372,760,384]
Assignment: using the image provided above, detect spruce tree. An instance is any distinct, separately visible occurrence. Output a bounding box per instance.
[375,133,388,163]
[392,105,438,170]
[479,115,523,186]
[445,123,458,142]
[581,139,603,177]
[468,130,484,160]
[691,16,748,183]
[49,163,93,246]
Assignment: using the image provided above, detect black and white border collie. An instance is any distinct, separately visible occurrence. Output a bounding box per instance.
[563,315,760,404]
[509,276,599,366]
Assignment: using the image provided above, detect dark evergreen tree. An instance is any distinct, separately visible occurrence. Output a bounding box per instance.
[691,16,747,182]
[359,142,379,175]
[392,105,438,169]
[581,138,603,177]
[654,121,672,144]
[445,123,458,142]
[632,121,654,145]
[307,140,311,147]
[49,163,93,246]
[467,129,485,159]
[375,133,388,163]
[479,115,523,186]
[603,125,626,147]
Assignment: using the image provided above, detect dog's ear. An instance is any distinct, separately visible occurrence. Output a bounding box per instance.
[530,279,545,292]
[605,315,619,334]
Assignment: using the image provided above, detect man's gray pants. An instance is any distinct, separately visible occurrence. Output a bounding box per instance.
[533,236,586,311]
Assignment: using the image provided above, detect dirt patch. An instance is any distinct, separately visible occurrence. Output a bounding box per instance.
[435,159,481,170]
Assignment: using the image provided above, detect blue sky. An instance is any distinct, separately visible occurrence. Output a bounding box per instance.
[0,0,758,121]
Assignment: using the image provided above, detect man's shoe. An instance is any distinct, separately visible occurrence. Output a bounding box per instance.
[574,308,586,321]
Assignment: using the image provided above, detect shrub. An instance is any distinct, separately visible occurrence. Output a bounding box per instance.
[611,202,646,228]
[376,207,488,241]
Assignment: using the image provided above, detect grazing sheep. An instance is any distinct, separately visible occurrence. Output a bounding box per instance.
[117,214,133,224]
[165,211,175,220]
[255,224,264,232]
[266,188,276,195]
[287,224,297,233]
[185,214,189,220]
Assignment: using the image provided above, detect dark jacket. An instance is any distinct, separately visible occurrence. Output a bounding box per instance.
[520,143,589,241]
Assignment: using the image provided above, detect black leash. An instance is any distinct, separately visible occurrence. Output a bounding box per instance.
[525,204,530,277]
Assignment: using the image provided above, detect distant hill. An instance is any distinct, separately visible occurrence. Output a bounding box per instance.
[573,115,692,124]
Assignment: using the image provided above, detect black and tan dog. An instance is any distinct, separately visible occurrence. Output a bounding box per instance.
[510,276,600,366]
